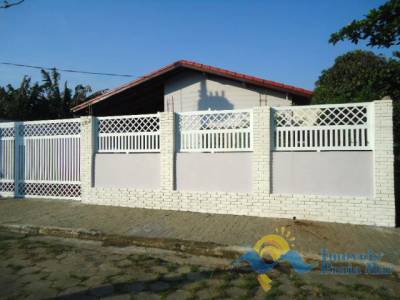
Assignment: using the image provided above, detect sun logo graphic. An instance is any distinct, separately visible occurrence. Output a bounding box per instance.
[235,227,313,292]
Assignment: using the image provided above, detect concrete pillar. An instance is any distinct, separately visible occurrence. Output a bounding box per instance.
[252,106,271,195]
[80,116,94,201]
[373,99,396,226]
[159,112,175,191]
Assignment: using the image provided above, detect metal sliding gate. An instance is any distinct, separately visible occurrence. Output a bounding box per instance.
[0,118,81,200]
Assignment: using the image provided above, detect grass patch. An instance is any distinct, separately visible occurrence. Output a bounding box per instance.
[291,274,305,288]
[45,245,70,256]
[7,263,24,272]
[309,283,339,300]
[239,275,259,290]
[152,257,164,265]
[40,273,50,280]
[159,288,175,299]
[373,286,398,300]
[190,265,200,273]
[265,287,284,300]
[351,283,374,293]
[166,263,178,273]
[69,273,90,282]
[189,281,208,293]
[294,289,309,300]
[0,241,11,252]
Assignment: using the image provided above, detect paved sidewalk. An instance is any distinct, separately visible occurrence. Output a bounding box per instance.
[0,198,399,267]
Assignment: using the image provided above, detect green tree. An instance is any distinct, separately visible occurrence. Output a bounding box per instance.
[313,50,400,104]
[329,0,400,48]
[0,69,91,121]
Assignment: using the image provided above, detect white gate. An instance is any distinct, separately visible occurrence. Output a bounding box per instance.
[0,118,81,200]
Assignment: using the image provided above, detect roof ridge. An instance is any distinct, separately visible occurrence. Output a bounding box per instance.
[72,60,313,112]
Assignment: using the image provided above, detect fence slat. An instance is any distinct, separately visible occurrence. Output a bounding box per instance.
[97,114,160,153]
[273,103,373,151]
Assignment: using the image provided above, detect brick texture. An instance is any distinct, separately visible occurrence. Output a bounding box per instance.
[159,112,175,191]
[80,116,94,201]
[80,100,396,227]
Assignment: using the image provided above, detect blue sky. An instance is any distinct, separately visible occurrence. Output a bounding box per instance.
[0,0,395,93]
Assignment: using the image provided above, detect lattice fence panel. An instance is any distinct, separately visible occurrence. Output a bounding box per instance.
[177,109,253,152]
[18,183,81,199]
[0,181,15,193]
[21,120,81,137]
[0,126,15,138]
[273,103,373,151]
[97,114,160,153]
[0,123,16,195]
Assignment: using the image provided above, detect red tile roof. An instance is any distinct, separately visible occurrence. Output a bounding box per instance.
[71,60,313,112]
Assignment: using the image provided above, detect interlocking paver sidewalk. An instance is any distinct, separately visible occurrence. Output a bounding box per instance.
[2,232,399,300]
[0,198,399,267]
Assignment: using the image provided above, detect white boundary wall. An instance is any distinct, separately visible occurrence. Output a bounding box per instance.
[1,101,391,225]
[81,100,396,227]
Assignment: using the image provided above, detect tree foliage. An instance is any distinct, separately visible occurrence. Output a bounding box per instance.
[313,50,400,104]
[329,0,400,48]
[0,0,24,9]
[0,69,91,121]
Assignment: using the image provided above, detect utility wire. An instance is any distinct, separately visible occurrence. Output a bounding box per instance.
[0,62,135,78]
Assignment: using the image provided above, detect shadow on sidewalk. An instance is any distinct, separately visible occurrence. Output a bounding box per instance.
[47,268,252,300]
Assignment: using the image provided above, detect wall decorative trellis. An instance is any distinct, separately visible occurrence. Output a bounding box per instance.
[272,103,374,151]
[177,109,253,152]
[0,124,16,195]
[0,119,81,199]
[96,114,160,153]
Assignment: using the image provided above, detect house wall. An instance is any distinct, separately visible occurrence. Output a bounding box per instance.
[94,153,160,189]
[176,152,252,193]
[272,151,373,197]
[164,70,291,112]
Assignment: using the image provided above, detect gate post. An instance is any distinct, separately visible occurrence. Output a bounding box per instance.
[372,99,395,226]
[14,122,22,198]
[159,112,175,191]
[252,106,271,195]
[80,116,95,201]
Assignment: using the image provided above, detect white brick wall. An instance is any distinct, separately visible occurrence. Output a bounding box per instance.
[371,100,396,226]
[80,100,396,227]
[252,107,271,194]
[159,112,175,191]
[80,116,94,201]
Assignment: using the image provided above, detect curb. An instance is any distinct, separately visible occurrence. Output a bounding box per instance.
[1,223,399,275]
[0,223,247,259]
